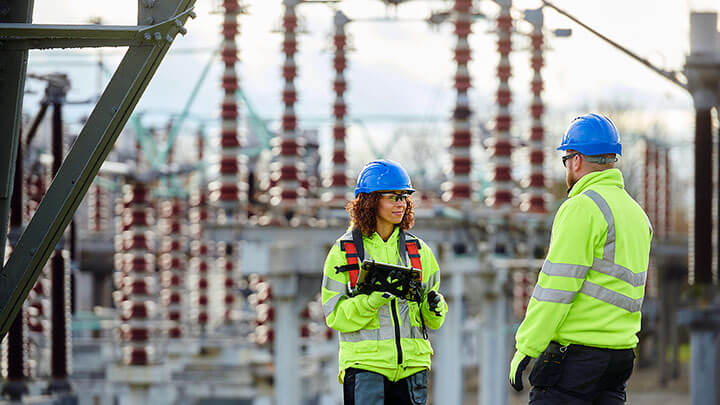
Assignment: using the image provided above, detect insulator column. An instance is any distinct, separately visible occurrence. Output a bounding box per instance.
[486,0,514,208]
[115,181,156,365]
[189,131,213,331]
[270,0,306,211]
[322,11,351,206]
[2,138,29,399]
[213,0,247,324]
[211,0,248,222]
[443,0,474,204]
[158,198,186,339]
[523,21,547,213]
[87,180,110,233]
[49,100,71,392]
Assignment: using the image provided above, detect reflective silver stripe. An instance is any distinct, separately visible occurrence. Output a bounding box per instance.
[398,300,411,338]
[540,260,589,279]
[583,190,615,261]
[323,276,346,293]
[579,281,643,313]
[322,294,343,317]
[378,303,394,337]
[532,284,577,304]
[339,304,395,343]
[340,327,386,342]
[592,258,647,287]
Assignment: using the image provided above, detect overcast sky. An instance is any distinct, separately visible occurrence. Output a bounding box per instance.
[22,0,720,193]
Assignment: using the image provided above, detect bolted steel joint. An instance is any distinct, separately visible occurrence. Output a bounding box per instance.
[165,34,173,42]
[153,32,162,41]
[189,11,197,19]
[178,27,187,36]
[144,32,152,41]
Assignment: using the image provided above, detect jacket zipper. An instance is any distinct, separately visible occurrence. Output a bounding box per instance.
[390,299,403,364]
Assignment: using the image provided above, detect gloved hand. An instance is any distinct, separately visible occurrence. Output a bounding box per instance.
[367,291,394,310]
[509,350,531,391]
[426,290,444,316]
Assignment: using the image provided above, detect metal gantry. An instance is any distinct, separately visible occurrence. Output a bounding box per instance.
[0,0,198,339]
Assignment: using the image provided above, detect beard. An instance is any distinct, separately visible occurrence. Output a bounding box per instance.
[566,170,578,194]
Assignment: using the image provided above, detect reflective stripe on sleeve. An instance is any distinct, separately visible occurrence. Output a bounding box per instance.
[322,294,343,317]
[592,258,647,287]
[579,281,643,313]
[532,284,577,304]
[323,276,346,293]
[540,260,589,279]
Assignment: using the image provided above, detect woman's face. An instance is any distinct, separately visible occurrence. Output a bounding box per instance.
[376,191,409,228]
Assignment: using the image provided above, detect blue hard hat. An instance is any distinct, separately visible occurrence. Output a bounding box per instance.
[354,160,415,197]
[557,113,622,156]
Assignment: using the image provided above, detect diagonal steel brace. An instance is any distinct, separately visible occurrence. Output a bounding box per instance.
[0,0,196,339]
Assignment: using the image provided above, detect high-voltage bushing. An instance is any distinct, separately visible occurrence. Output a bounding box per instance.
[269,0,308,213]
[115,181,157,366]
[322,10,351,207]
[0,0,198,341]
[442,0,475,205]
[486,0,515,209]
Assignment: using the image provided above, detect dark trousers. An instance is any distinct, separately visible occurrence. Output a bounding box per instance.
[529,344,635,405]
[343,368,428,405]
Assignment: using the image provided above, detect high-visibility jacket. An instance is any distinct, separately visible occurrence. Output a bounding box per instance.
[515,168,652,358]
[321,226,447,383]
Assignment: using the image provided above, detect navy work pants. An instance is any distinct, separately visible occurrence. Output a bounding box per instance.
[343,368,428,405]
[529,344,635,404]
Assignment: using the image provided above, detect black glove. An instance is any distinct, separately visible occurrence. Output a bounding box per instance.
[510,352,531,391]
[427,290,442,316]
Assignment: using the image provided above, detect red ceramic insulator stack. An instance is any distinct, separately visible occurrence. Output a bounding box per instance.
[322,11,351,206]
[512,270,536,318]
[211,0,248,221]
[87,180,110,232]
[158,199,186,339]
[26,171,50,345]
[270,0,306,209]
[249,277,274,347]
[523,22,547,214]
[443,0,474,203]
[216,241,238,323]
[189,133,213,330]
[486,0,514,208]
[115,181,156,365]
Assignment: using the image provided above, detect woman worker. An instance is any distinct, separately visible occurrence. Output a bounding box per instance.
[321,159,447,405]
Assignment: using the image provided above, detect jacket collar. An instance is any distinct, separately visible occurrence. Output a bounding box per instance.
[568,168,625,198]
[368,225,400,245]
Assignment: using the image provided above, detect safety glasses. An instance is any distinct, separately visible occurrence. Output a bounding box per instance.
[379,192,410,202]
[562,152,581,168]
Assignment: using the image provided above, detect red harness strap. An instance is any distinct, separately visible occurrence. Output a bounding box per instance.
[340,241,361,288]
[339,231,423,289]
[405,239,423,281]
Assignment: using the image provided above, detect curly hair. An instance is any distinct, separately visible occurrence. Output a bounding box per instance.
[346,192,415,236]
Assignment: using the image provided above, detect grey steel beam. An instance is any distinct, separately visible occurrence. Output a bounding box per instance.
[0,0,34,270]
[0,9,194,50]
[0,0,196,339]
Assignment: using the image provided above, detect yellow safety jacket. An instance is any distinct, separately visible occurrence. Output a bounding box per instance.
[515,168,653,358]
[321,226,447,383]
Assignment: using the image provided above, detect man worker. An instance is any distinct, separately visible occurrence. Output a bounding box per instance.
[509,113,653,404]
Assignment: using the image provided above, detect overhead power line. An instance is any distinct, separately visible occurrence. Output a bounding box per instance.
[541,0,688,91]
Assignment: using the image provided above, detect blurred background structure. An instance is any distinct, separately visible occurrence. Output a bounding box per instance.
[1,0,719,404]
